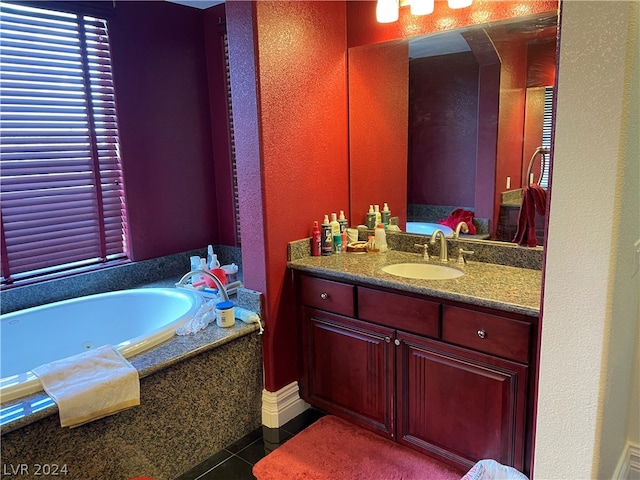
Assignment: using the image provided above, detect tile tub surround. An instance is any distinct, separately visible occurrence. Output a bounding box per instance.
[1,327,263,480]
[288,246,541,316]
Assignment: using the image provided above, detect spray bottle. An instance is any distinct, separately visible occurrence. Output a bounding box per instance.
[338,210,348,233]
[321,215,333,256]
[330,213,341,253]
[366,205,376,229]
[311,221,321,256]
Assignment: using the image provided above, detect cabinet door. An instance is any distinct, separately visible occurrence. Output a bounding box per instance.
[396,332,528,472]
[301,307,395,438]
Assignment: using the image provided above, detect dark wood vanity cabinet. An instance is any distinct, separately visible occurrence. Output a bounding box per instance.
[302,308,395,437]
[396,332,528,471]
[297,272,537,474]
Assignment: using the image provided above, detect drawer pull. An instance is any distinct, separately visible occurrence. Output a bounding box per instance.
[385,336,391,343]
[320,292,328,300]
[394,339,401,346]
[477,329,487,339]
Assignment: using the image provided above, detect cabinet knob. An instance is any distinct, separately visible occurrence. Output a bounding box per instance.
[385,336,391,343]
[394,339,400,346]
[320,292,328,300]
[477,329,487,339]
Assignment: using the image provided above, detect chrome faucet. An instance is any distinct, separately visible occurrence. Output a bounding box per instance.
[177,269,230,302]
[430,229,448,262]
[454,221,469,238]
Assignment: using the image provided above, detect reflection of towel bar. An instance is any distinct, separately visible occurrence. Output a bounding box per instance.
[526,146,550,186]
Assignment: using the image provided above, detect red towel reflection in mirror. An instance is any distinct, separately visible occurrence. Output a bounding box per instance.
[513,184,547,247]
[438,208,477,235]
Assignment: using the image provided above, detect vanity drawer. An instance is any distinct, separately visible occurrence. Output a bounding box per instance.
[358,287,440,339]
[442,306,531,363]
[300,275,355,317]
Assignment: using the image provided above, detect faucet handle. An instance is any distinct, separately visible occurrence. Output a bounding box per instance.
[457,248,475,264]
[414,243,430,260]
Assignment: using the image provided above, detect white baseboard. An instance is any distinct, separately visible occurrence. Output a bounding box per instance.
[614,441,640,480]
[261,381,310,428]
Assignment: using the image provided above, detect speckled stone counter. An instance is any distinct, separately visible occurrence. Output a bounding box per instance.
[288,249,541,317]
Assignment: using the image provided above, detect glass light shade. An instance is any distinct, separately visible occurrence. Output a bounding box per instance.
[410,0,434,15]
[376,0,399,23]
[448,0,472,8]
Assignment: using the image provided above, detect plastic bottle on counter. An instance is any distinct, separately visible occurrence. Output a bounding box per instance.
[311,221,321,256]
[321,215,333,256]
[330,213,340,237]
[375,224,388,253]
[333,232,342,254]
[366,205,376,229]
[329,213,341,254]
[207,244,220,269]
[381,203,391,227]
[374,204,382,226]
[338,210,348,233]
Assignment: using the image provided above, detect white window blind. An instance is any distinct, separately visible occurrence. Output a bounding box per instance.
[538,85,553,189]
[0,1,128,284]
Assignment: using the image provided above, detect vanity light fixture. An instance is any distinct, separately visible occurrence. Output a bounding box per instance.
[376,0,471,23]
[411,0,434,16]
[376,0,399,23]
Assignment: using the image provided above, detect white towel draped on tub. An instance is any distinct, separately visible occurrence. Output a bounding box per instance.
[33,345,140,428]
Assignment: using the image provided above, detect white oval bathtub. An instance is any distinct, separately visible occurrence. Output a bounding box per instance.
[0,288,203,404]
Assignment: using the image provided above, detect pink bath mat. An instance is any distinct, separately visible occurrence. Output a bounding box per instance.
[253,415,465,480]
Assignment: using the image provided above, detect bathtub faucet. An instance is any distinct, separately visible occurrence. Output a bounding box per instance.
[454,221,469,238]
[177,270,230,302]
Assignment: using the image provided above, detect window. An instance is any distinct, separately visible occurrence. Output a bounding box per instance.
[0,1,128,285]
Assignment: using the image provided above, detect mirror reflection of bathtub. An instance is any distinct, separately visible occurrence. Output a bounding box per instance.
[405,222,454,237]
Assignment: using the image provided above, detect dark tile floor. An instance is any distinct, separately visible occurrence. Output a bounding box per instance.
[175,409,325,480]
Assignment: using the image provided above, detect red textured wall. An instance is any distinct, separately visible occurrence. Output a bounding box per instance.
[227,1,349,392]
[522,87,546,184]
[527,40,557,88]
[109,1,218,261]
[349,40,408,227]
[522,39,556,184]
[407,52,478,208]
[493,36,528,236]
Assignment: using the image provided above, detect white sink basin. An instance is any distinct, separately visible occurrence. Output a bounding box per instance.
[382,263,464,280]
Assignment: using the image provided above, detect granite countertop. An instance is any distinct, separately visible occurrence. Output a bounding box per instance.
[288,250,541,317]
